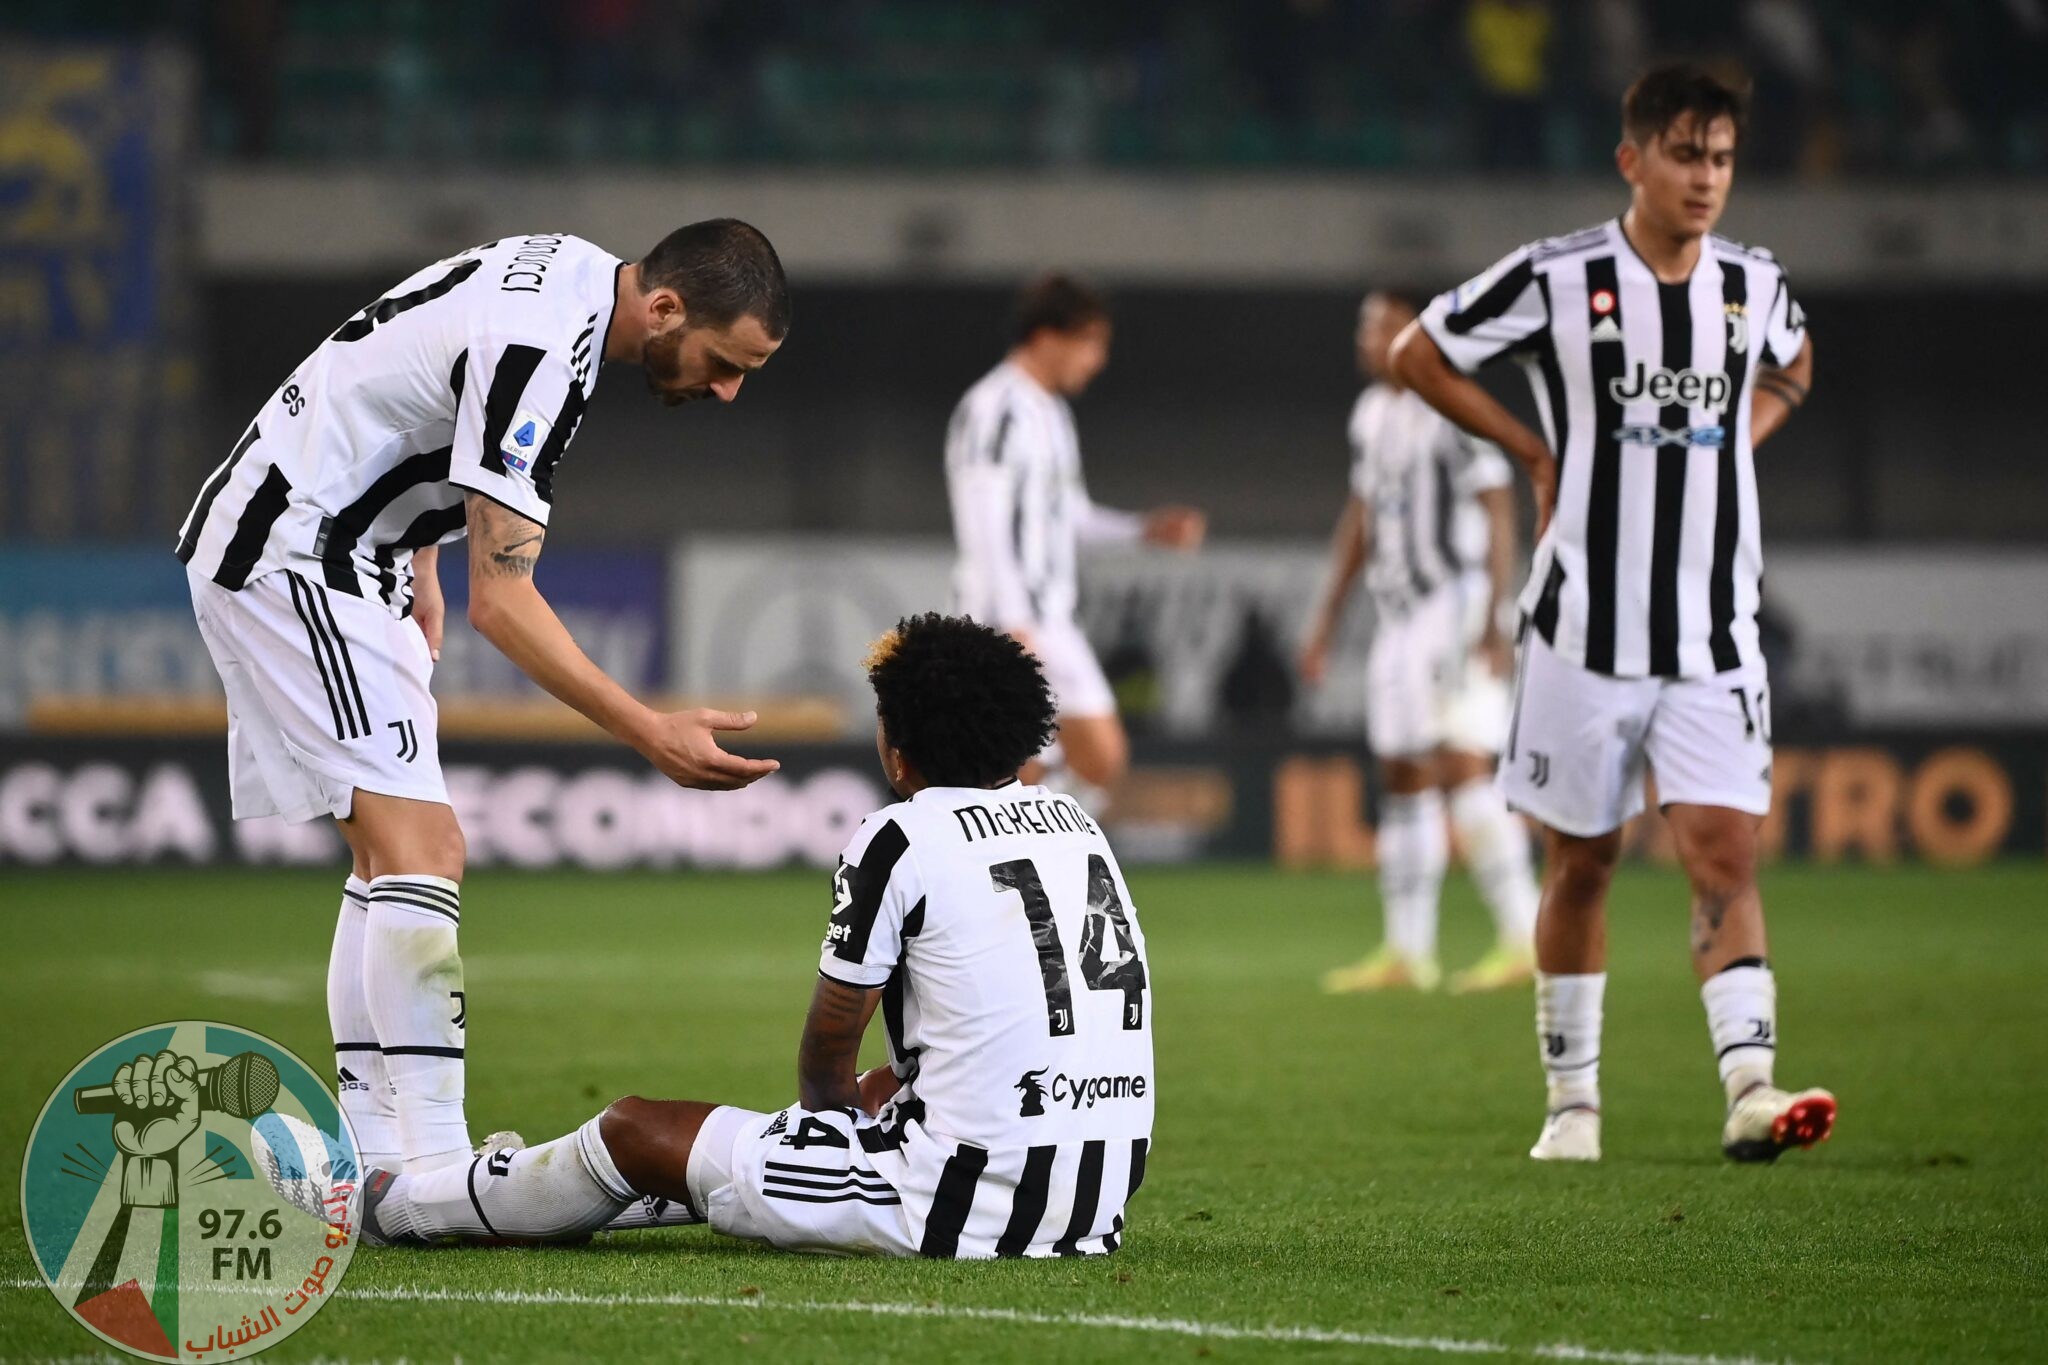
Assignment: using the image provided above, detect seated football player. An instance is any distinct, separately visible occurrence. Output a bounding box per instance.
[359,613,1156,1257]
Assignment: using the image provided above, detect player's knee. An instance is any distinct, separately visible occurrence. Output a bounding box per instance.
[1670,809,1758,897]
[1680,828,1757,901]
[358,802,465,880]
[1547,830,1622,900]
[437,821,467,877]
[408,810,466,879]
[597,1096,664,1188]
[600,1095,657,1141]
[1382,755,1437,794]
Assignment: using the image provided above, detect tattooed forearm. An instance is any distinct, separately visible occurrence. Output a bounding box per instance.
[465,493,546,581]
[797,977,873,1112]
[489,531,544,578]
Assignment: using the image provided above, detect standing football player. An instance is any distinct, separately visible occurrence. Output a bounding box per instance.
[945,273,1205,806]
[1301,287,1540,996]
[362,614,1155,1259]
[1391,66,1834,1162]
[176,221,789,1178]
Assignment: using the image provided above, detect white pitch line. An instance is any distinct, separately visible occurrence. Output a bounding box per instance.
[195,969,311,1003]
[3,1279,1807,1365]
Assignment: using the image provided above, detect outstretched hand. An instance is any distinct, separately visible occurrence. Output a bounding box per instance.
[638,709,781,791]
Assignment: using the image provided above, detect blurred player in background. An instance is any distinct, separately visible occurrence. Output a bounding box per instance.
[945,274,1206,808]
[1301,288,1539,995]
[364,614,1154,1258]
[1393,66,1833,1162]
[176,220,789,1179]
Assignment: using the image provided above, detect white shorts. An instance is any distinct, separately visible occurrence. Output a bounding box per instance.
[687,1104,919,1258]
[1500,626,1773,837]
[1366,583,1510,758]
[1032,616,1117,720]
[188,565,447,823]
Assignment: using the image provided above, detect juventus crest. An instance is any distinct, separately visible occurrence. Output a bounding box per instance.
[1724,301,1749,356]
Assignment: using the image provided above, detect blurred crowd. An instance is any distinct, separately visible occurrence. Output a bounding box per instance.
[16,0,2048,174]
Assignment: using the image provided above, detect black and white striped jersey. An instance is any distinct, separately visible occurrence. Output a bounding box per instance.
[944,361,1142,629]
[176,234,621,614]
[820,782,1153,1257]
[1420,219,1808,679]
[1348,384,1512,615]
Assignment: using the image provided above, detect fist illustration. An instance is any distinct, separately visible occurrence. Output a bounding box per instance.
[111,1051,201,1160]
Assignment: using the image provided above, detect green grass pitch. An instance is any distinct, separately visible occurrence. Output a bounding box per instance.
[3,862,2044,1363]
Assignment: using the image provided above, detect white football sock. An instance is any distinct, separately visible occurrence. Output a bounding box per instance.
[1377,791,1447,961]
[1702,960,1778,1104]
[604,1193,705,1230]
[327,875,399,1172]
[364,874,471,1173]
[382,1117,632,1241]
[1448,778,1538,949]
[1535,971,1605,1113]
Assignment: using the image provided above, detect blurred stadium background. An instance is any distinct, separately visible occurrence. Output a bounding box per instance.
[3,0,2045,875]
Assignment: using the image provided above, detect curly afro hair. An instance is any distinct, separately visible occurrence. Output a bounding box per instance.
[866,613,1058,789]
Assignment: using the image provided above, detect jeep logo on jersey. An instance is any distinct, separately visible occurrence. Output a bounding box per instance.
[1609,362,1731,412]
[1020,1069,1149,1115]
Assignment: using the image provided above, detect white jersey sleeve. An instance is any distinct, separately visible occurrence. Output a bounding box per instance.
[819,813,924,990]
[1420,244,1550,375]
[945,393,1038,628]
[1346,391,1376,503]
[1759,264,1807,368]
[448,334,582,525]
[1072,491,1143,546]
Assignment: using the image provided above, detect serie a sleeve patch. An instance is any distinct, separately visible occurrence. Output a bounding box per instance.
[498,408,553,475]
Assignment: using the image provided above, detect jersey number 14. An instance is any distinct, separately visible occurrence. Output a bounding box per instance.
[991,855,1147,1037]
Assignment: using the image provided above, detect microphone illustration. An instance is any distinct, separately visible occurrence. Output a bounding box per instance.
[72,1051,281,1120]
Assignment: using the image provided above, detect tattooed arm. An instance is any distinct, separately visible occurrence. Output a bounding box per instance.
[1751,335,1813,449]
[463,492,780,790]
[796,975,880,1113]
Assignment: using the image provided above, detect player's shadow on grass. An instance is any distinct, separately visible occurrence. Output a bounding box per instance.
[1605,1150,1889,1171]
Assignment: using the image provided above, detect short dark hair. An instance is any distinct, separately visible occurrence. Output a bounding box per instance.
[1012,272,1109,345]
[1622,64,1749,148]
[1365,285,1428,317]
[866,613,1058,789]
[640,218,791,339]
